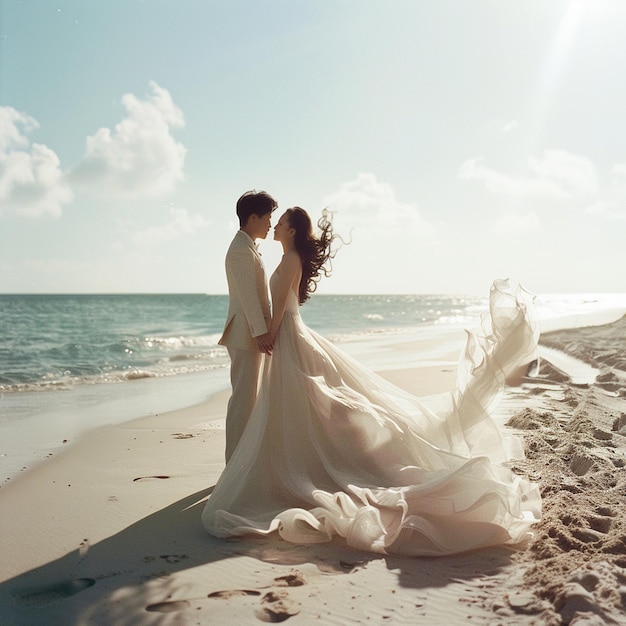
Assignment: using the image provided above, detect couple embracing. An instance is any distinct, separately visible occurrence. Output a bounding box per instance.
[218,190,335,462]
[202,189,541,557]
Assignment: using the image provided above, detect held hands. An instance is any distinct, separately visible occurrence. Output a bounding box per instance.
[256,332,274,355]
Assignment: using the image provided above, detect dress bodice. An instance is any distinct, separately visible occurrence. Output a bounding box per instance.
[270,271,300,315]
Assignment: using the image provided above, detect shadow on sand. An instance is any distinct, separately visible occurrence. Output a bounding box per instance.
[0,486,519,625]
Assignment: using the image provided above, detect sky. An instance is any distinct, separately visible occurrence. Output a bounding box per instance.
[1,0,625,295]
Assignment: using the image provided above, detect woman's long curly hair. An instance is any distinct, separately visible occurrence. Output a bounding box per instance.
[285,207,340,305]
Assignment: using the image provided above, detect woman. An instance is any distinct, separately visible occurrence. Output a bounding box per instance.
[202,208,541,556]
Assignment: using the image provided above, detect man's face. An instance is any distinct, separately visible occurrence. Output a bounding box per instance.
[255,212,272,239]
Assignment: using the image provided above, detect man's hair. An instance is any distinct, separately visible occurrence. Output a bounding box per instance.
[236,190,277,227]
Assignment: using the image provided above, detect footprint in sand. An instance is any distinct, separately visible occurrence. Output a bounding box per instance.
[146,599,191,613]
[588,507,616,534]
[145,590,262,616]
[557,504,620,551]
[255,591,301,623]
[273,573,305,587]
[612,413,626,434]
[159,554,189,564]
[556,582,608,624]
[17,578,96,606]
[339,559,367,572]
[147,574,306,619]
[148,593,260,616]
[569,453,595,476]
[132,475,170,482]
[208,589,262,599]
[596,371,621,393]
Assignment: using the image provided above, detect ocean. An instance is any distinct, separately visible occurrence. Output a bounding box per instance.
[1,290,625,482]
[0,292,488,393]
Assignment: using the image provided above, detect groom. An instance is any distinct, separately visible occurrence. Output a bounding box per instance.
[219,190,277,462]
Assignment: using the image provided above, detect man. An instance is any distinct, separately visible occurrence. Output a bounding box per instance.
[219,190,277,462]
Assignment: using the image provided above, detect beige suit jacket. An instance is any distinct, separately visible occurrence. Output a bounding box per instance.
[219,230,271,351]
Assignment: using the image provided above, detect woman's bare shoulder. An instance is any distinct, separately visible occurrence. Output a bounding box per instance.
[277,250,301,282]
[283,249,301,264]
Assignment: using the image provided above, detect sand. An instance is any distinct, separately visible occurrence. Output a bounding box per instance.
[1,317,625,625]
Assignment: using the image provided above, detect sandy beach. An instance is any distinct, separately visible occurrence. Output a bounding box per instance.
[1,315,625,625]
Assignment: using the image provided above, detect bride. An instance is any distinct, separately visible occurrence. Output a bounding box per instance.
[202,207,541,556]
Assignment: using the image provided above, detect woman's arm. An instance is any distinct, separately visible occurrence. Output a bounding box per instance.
[269,251,301,341]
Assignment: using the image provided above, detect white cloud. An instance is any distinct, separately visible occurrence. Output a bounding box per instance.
[0,82,186,219]
[495,211,541,233]
[459,150,598,203]
[486,118,519,134]
[69,81,186,198]
[0,107,37,152]
[611,163,626,186]
[529,150,597,198]
[323,172,432,234]
[459,157,567,200]
[585,201,626,221]
[501,120,519,133]
[314,173,441,293]
[0,107,73,217]
[131,207,211,246]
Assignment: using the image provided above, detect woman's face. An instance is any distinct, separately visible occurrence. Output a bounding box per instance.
[273,211,294,243]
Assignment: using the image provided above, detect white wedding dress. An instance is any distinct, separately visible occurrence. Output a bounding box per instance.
[202,276,541,556]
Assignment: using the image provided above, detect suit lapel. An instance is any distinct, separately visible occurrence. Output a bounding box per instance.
[238,230,264,268]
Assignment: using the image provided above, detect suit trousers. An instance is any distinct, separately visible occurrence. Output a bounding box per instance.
[225,346,264,462]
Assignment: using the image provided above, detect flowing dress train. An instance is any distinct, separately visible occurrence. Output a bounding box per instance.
[201,277,541,556]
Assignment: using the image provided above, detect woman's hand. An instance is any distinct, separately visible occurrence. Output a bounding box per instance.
[255,332,273,355]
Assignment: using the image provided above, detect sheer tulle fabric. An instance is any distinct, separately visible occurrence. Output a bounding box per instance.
[202,278,541,556]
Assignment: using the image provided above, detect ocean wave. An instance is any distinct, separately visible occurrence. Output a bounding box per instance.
[0,359,230,394]
[434,314,482,326]
[139,334,222,349]
[123,369,156,381]
[11,291,619,396]
[324,325,440,343]
[166,348,224,363]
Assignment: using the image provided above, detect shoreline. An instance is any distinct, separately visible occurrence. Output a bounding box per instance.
[0,369,231,486]
[2,306,624,486]
[0,324,468,486]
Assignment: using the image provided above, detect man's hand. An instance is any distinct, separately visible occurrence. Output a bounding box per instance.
[255,332,273,355]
